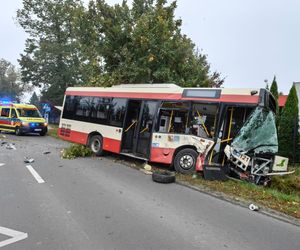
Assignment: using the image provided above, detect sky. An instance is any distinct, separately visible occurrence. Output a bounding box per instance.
[0,0,299,94]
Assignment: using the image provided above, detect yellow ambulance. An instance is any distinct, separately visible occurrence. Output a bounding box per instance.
[0,102,48,136]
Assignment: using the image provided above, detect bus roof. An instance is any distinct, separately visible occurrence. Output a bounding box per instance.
[65,84,263,104]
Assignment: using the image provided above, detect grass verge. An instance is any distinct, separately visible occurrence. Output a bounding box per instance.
[176,168,300,219]
[47,124,59,139]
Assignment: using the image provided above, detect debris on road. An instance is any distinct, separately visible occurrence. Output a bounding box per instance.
[43,151,51,155]
[24,158,35,163]
[249,203,259,211]
[144,163,152,171]
[140,169,152,175]
[152,171,176,184]
[6,143,16,150]
[203,165,228,181]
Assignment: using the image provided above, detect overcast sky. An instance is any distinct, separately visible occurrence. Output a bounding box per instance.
[1,0,299,94]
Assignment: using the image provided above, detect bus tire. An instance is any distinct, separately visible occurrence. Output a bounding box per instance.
[152,171,175,184]
[174,148,198,174]
[39,131,46,136]
[89,135,104,156]
[15,127,23,136]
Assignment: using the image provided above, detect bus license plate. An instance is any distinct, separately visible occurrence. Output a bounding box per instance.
[34,129,42,132]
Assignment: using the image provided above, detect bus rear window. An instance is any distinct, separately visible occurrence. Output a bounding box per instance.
[17,109,41,118]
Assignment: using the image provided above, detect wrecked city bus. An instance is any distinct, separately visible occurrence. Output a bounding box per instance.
[59,84,292,184]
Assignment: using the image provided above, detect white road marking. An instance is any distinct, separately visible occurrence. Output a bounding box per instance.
[26,165,45,184]
[0,226,28,248]
[0,163,5,167]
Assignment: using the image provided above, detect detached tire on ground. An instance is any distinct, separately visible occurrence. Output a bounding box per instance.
[152,171,175,184]
[173,148,198,174]
[88,135,104,156]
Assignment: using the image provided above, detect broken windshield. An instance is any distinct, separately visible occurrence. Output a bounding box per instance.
[231,107,278,154]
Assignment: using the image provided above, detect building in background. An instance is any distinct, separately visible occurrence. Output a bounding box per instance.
[278,95,287,112]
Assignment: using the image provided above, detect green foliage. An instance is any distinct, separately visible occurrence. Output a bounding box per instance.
[270,76,279,116]
[0,58,25,101]
[17,0,223,104]
[270,76,279,100]
[17,0,85,105]
[61,144,93,159]
[86,0,223,87]
[278,85,299,161]
[271,173,300,196]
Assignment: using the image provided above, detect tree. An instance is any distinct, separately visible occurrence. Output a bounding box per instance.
[29,91,40,107]
[17,0,223,103]
[84,0,223,87]
[0,58,25,101]
[17,0,85,105]
[278,85,299,162]
[270,76,279,100]
[270,75,279,121]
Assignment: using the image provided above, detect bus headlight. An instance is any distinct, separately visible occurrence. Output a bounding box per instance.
[44,123,48,127]
[22,122,29,126]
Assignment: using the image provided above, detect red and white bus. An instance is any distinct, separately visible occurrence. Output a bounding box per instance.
[59,84,292,184]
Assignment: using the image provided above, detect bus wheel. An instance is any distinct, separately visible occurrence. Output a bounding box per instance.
[39,131,46,136]
[15,127,23,136]
[89,135,104,156]
[174,148,198,174]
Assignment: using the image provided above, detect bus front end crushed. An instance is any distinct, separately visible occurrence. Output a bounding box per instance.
[223,107,294,185]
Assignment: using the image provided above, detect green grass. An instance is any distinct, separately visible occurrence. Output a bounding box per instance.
[47,124,59,139]
[270,167,300,196]
[176,168,300,219]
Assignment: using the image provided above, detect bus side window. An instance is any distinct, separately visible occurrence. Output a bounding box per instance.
[191,104,218,138]
[156,102,189,134]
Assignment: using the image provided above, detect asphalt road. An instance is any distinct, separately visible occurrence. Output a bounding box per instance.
[0,133,299,250]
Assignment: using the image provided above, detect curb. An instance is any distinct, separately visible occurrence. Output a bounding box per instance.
[176,180,300,227]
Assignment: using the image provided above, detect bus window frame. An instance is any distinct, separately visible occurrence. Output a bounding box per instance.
[155,100,222,137]
[62,95,129,128]
[214,103,257,140]
[155,100,192,134]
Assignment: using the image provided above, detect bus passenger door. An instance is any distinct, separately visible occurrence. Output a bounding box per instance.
[121,100,142,153]
[136,101,158,158]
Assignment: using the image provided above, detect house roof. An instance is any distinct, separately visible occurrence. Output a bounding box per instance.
[278,95,288,107]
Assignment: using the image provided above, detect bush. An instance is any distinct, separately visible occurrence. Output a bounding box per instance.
[278,85,299,161]
[61,144,93,159]
[270,168,300,196]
